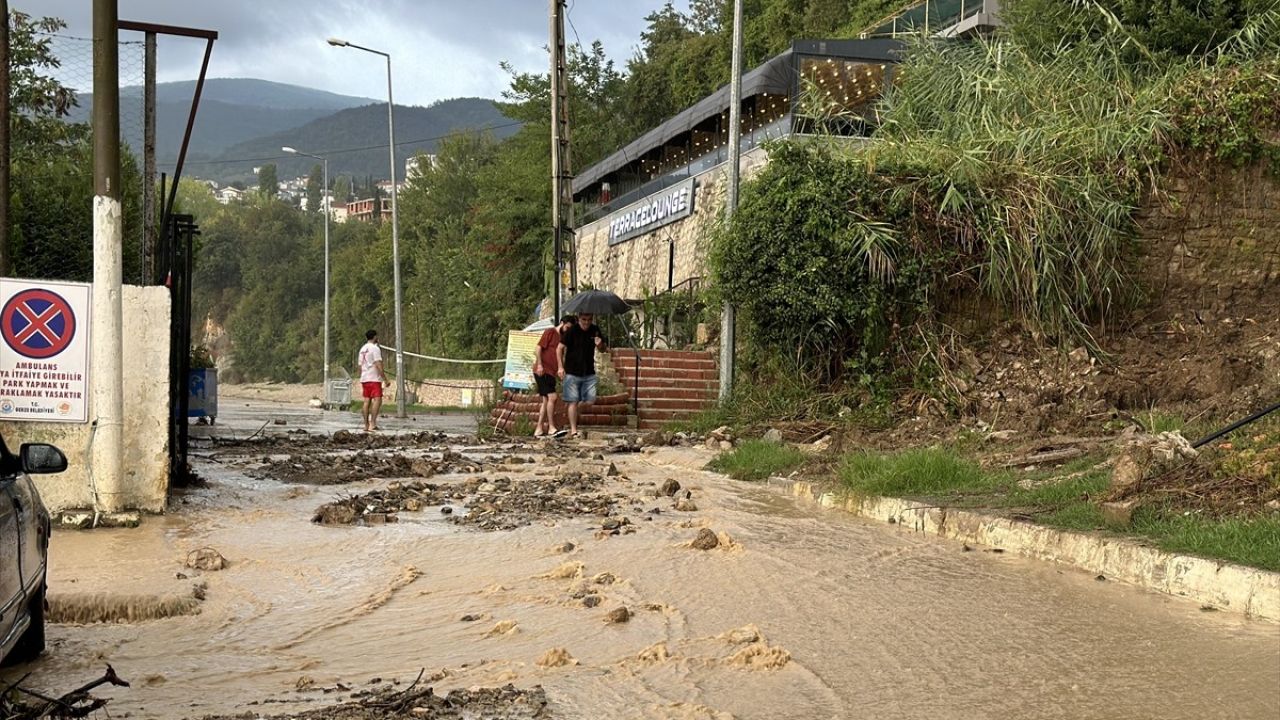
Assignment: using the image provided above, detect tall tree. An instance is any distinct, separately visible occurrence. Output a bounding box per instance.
[257,163,279,199]
[305,162,323,213]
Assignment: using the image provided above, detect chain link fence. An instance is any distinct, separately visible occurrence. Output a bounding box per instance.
[11,31,149,285]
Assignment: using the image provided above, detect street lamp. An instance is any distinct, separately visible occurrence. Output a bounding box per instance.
[282,146,331,407]
[327,36,407,418]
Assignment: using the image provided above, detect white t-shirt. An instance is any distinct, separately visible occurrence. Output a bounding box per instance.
[358,342,384,383]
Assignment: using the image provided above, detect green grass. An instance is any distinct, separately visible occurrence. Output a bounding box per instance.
[707,440,808,482]
[833,446,1280,570]
[1132,510,1280,572]
[839,448,996,496]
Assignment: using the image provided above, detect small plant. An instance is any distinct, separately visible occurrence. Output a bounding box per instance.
[511,412,535,437]
[189,345,215,369]
[707,440,808,482]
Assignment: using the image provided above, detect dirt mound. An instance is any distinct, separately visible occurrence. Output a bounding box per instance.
[313,471,627,530]
[195,682,549,719]
[255,451,493,485]
[213,430,462,456]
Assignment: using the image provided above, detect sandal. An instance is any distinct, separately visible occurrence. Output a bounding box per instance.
[552,429,568,439]
[533,430,546,438]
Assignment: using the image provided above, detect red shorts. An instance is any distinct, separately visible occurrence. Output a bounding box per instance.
[361,381,384,399]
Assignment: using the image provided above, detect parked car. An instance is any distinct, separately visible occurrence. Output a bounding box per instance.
[1,435,66,666]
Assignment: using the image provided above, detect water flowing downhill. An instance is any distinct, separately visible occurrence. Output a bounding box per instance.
[4,442,1277,719]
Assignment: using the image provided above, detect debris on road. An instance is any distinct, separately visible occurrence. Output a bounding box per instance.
[196,676,549,719]
[312,471,628,531]
[0,665,130,719]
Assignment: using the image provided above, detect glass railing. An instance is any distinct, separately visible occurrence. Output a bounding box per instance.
[579,115,793,224]
[866,0,984,37]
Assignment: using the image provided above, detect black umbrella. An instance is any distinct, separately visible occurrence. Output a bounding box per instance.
[562,289,630,316]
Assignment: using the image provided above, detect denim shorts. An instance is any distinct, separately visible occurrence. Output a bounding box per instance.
[562,374,598,404]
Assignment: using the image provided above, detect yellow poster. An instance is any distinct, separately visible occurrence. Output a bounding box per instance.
[502,330,542,390]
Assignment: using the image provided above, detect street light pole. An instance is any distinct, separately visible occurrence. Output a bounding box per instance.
[282,146,330,406]
[719,0,744,402]
[328,37,406,418]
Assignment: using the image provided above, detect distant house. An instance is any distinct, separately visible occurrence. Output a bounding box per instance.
[332,203,349,224]
[405,154,436,181]
[216,186,245,205]
[346,197,391,222]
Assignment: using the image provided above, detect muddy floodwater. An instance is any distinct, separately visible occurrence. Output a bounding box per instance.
[5,439,1279,719]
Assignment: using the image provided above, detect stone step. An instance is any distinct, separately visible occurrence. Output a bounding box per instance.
[631,388,718,401]
[611,357,717,371]
[611,349,717,360]
[613,367,720,381]
[637,398,714,411]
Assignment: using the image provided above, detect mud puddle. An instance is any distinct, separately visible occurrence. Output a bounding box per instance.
[5,440,1279,720]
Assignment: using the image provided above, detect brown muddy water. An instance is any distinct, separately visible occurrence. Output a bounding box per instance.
[4,442,1278,719]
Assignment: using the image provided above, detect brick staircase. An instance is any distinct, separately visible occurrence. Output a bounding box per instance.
[611,349,719,430]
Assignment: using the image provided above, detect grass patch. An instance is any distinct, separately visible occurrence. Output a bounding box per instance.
[832,445,1280,570]
[840,448,995,496]
[1132,509,1280,572]
[707,440,808,482]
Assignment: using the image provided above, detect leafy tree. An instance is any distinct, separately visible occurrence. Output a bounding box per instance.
[257,163,279,198]
[305,162,323,213]
[6,11,144,283]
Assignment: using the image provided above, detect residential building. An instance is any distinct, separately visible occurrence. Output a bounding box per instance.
[215,186,245,205]
[346,197,392,222]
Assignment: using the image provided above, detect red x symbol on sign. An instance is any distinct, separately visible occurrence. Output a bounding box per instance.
[14,302,63,345]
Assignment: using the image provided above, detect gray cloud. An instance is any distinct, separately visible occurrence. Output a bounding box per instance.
[26,0,688,105]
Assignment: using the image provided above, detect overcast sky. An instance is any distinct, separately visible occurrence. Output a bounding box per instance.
[27,1,690,105]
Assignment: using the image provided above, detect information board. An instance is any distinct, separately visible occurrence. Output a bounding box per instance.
[0,279,92,423]
[501,331,542,390]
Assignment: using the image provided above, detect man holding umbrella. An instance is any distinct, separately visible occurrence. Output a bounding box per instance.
[557,312,608,438]
[556,289,629,438]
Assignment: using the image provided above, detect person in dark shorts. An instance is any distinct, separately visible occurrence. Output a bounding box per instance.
[556,312,608,438]
[533,315,574,438]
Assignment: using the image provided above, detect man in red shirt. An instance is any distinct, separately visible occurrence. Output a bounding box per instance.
[533,315,574,438]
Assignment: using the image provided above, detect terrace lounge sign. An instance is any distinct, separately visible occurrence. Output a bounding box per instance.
[608,177,696,246]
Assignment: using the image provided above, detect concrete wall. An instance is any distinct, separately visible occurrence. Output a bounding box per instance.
[0,286,171,513]
[576,146,770,301]
[403,378,496,408]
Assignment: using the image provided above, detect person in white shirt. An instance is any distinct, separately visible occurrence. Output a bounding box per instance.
[358,329,390,432]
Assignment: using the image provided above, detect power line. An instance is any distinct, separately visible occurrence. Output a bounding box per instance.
[173,120,526,167]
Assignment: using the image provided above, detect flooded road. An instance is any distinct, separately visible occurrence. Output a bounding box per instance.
[4,439,1278,719]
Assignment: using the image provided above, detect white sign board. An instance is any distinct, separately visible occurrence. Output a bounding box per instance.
[0,279,91,423]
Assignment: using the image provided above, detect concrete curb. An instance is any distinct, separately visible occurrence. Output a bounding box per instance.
[769,478,1280,622]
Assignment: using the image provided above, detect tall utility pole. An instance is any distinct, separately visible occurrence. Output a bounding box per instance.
[549,0,574,319]
[327,37,406,418]
[0,0,11,277]
[719,0,744,401]
[92,0,125,512]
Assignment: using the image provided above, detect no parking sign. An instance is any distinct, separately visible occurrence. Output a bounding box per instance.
[0,279,91,423]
